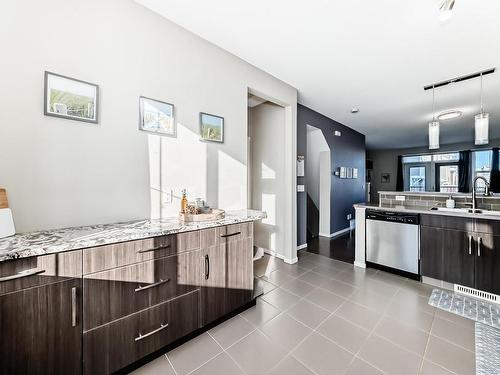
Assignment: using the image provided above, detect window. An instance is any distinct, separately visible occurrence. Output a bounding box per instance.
[473,150,492,193]
[437,164,459,192]
[408,166,426,191]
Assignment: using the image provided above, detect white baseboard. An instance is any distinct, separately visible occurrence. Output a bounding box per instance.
[297,243,307,250]
[354,261,366,269]
[264,249,297,264]
[330,227,350,238]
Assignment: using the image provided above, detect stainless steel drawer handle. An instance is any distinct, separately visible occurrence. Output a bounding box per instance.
[478,237,482,257]
[0,268,45,282]
[221,231,241,238]
[135,323,169,342]
[468,235,472,255]
[137,244,171,254]
[135,278,170,292]
[71,287,77,327]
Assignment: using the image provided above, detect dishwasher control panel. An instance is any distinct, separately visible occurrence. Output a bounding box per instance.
[366,210,419,225]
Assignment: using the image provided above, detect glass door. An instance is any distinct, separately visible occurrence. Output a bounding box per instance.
[435,163,459,193]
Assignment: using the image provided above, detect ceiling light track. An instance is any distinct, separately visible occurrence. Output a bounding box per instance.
[423,68,496,91]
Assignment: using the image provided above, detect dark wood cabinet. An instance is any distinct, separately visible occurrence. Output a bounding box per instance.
[0,278,82,375]
[474,234,500,295]
[420,226,444,280]
[442,230,475,288]
[84,290,200,375]
[420,214,499,293]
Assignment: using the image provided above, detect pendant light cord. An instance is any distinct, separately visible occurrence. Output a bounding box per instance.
[432,86,436,121]
[480,73,484,114]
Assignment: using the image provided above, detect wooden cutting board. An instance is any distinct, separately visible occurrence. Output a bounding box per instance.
[0,188,8,208]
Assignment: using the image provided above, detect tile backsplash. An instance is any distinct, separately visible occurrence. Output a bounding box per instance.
[378,192,500,211]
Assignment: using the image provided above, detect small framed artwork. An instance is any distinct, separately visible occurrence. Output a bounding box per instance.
[44,71,99,123]
[381,173,391,183]
[346,167,353,179]
[200,112,224,143]
[139,96,175,137]
[353,168,358,179]
[339,167,346,178]
[297,155,305,177]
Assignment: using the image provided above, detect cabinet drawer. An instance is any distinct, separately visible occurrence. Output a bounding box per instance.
[83,235,175,274]
[83,251,200,330]
[0,251,82,296]
[420,214,472,231]
[218,222,253,243]
[83,290,200,375]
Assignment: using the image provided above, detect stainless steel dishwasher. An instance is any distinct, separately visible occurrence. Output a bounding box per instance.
[366,210,420,276]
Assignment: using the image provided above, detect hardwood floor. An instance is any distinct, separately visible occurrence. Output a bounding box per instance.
[305,231,355,263]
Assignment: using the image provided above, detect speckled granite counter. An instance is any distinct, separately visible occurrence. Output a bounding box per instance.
[0,209,266,262]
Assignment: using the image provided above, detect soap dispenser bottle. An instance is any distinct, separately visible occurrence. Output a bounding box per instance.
[181,189,188,213]
[446,194,455,209]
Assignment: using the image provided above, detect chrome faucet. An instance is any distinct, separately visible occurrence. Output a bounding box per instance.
[472,176,491,212]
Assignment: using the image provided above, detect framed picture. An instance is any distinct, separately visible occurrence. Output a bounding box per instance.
[346,167,353,179]
[339,167,346,178]
[353,168,358,179]
[44,71,99,123]
[200,112,224,143]
[139,96,176,137]
[381,173,391,183]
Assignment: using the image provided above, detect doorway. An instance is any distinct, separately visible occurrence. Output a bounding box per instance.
[305,125,330,240]
[247,93,286,261]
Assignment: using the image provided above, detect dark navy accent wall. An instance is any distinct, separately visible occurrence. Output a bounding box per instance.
[297,104,366,246]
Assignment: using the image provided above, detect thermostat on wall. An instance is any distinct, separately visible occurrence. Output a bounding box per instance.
[334,131,341,137]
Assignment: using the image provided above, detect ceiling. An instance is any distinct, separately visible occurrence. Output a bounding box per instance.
[137,0,500,150]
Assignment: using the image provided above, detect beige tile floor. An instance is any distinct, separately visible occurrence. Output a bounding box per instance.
[132,251,476,375]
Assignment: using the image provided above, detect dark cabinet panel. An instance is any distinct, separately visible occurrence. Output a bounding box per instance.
[420,214,472,232]
[442,230,475,288]
[84,252,200,330]
[225,236,253,313]
[83,235,175,274]
[474,219,500,235]
[474,234,500,295]
[0,278,82,375]
[0,250,82,296]
[200,244,227,325]
[420,226,444,280]
[83,290,200,375]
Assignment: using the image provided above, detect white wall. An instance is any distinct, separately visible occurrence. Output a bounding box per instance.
[248,103,286,258]
[306,127,329,206]
[319,151,331,236]
[0,0,297,233]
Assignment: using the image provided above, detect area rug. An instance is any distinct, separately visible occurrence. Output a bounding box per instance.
[475,322,500,375]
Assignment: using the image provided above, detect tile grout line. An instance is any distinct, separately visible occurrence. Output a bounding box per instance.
[164,353,179,375]
[206,330,249,375]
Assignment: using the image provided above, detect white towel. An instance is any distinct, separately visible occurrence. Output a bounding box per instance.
[0,208,15,238]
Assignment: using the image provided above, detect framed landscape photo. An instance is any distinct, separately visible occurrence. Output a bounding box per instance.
[139,96,176,137]
[381,173,391,183]
[44,71,99,123]
[200,112,224,143]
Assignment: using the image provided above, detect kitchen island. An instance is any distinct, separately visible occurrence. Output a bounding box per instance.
[0,209,266,375]
[355,192,500,298]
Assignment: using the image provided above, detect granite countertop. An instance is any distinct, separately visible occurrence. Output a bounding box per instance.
[354,202,500,221]
[0,209,267,262]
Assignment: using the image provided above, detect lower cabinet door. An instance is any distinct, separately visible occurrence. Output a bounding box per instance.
[225,236,253,313]
[442,230,475,288]
[0,278,82,375]
[200,245,227,326]
[474,234,500,295]
[83,290,200,375]
[420,226,444,280]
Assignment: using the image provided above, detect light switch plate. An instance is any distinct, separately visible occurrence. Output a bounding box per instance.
[163,190,173,204]
[297,185,305,192]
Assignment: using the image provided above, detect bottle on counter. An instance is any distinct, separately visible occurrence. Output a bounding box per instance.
[181,189,188,213]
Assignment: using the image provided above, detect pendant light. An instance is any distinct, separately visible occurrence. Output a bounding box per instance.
[429,86,440,150]
[439,0,455,22]
[475,72,489,145]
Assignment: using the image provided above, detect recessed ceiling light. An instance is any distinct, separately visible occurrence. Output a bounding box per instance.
[438,110,462,121]
[351,108,359,114]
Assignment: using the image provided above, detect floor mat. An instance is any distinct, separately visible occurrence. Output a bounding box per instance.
[429,289,500,330]
[475,322,500,375]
